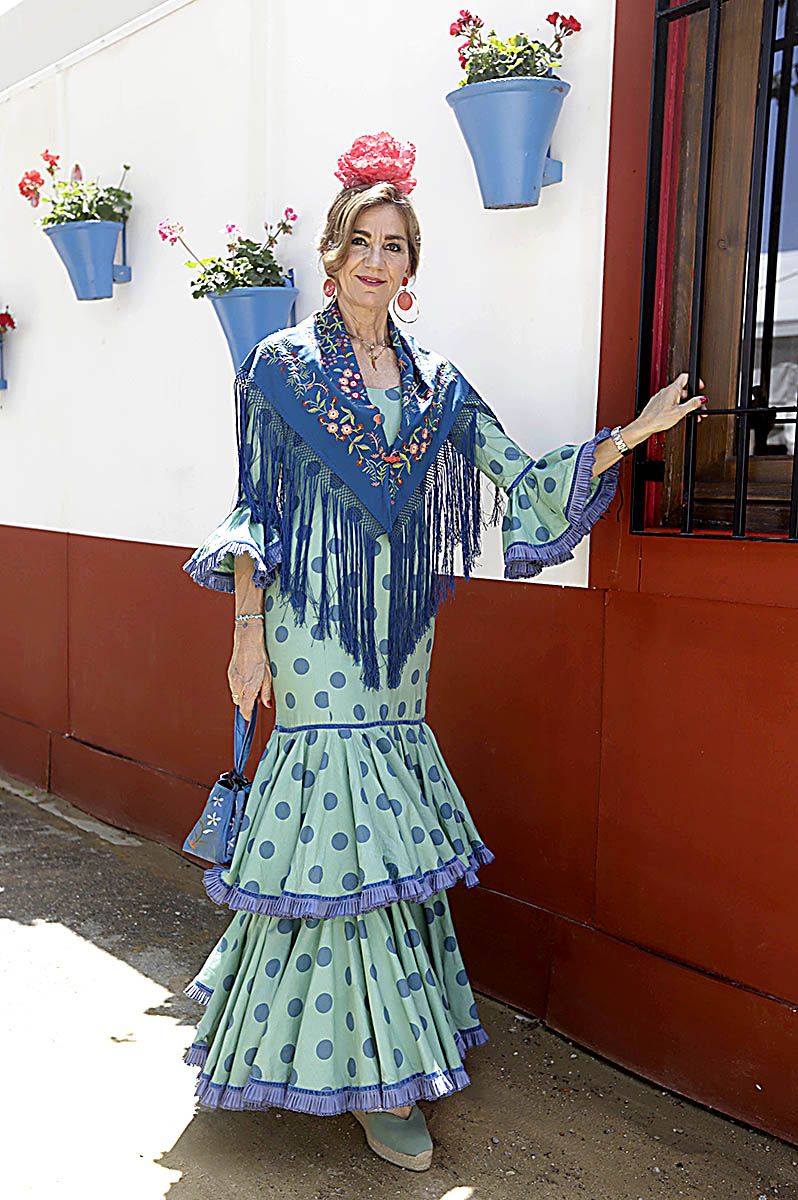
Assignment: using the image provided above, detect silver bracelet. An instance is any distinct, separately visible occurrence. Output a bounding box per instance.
[610,424,633,456]
[235,612,264,625]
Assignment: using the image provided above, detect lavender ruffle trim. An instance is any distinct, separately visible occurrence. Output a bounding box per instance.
[202,842,495,919]
[183,1023,489,1115]
[182,538,282,594]
[504,427,620,580]
[184,979,214,1005]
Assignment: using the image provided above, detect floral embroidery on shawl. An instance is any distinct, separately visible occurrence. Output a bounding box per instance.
[231,304,501,691]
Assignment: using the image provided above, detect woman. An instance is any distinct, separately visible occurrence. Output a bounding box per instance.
[181,131,707,1172]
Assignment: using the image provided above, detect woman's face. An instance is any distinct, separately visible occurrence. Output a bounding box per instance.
[334,203,412,316]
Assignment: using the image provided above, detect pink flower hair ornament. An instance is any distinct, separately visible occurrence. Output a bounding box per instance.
[334,131,417,195]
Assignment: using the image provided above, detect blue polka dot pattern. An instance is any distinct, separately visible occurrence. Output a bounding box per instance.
[183,526,497,1109]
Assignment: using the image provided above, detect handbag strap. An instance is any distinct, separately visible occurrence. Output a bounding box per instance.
[233,704,259,777]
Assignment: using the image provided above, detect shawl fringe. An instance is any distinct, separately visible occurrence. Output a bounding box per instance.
[235,367,502,690]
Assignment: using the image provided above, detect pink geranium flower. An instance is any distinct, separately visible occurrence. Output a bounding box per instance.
[334,131,417,195]
[158,218,184,245]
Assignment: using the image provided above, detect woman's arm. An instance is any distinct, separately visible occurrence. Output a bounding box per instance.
[228,555,272,719]
[591,373,707,479]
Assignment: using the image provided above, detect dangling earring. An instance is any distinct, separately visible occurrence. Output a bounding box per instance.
[391,276,419,323]
[323,277,336,299]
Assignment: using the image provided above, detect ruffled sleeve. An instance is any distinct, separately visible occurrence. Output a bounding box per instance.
[181,498,282,593]
[182,367,282,593]
[466,397,620,579]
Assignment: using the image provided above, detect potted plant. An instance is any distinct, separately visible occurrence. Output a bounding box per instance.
[0,307,15,390]
[18,150,133,299]
[158,212,299,369]
[445,9,581,209]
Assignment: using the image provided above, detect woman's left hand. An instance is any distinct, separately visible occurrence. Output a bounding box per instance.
[636,372,709,436]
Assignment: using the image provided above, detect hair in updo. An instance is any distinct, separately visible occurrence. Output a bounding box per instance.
[317,181,421,281]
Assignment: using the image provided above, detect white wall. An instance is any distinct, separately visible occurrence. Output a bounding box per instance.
[0,0,617,586]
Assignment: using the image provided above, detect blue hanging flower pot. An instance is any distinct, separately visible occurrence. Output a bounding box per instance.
[446,76,571,209]
[44,219,132,300]
[208,272,298,370]
[0,333,8,391]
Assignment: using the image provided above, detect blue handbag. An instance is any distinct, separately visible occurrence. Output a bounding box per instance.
[182,704,259,866]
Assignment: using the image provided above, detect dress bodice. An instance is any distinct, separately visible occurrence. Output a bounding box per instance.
[365,384,403,446]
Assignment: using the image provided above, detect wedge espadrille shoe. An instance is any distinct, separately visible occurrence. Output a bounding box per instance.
[352,1104,433,1171]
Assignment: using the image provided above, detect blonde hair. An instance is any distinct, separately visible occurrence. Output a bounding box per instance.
[317,182,421,281]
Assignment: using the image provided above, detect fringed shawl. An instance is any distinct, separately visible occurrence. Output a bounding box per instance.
[234,299,502,691]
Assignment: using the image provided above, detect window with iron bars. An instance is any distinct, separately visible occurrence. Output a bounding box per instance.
[633,0,798,538]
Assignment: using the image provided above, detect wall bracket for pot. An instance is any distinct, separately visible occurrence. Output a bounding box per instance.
[541,147,563,188]
[112,221,132,284]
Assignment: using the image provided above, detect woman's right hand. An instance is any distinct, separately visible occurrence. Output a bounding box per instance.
[228,626,273,720]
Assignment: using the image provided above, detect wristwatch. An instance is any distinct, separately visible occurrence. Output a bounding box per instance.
[610,425,634,456]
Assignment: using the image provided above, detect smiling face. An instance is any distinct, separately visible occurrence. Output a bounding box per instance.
[333,203,412,317]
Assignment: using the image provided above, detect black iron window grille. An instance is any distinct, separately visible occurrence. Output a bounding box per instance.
[633,0,798,539]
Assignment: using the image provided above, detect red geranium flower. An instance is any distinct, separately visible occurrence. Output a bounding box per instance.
[41,148,59,174]
[561,14,581,33]
[18,169,44,204]
[547,11,561,23]
[0,310,16,332]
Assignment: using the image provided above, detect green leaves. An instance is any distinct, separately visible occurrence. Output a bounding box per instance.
[187,239,286,299]
[464,28,560,83]
[40,176,133,227]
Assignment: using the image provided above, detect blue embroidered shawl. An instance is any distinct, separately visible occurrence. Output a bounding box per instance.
[234,299,502,691]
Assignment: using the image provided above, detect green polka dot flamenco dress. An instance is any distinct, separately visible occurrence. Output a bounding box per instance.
[180,306,618,1118]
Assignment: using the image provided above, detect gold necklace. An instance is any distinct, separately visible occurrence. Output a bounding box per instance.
[345,324,390,371]
[356,339,389,371]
